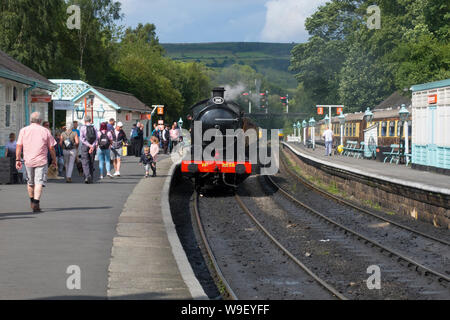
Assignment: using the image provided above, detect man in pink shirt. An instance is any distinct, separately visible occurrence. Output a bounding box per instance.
[16,112,57,213]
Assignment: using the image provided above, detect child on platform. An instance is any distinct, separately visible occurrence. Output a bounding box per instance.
[140,146,153,178]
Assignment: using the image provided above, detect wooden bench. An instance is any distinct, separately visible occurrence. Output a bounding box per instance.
[383,144,401,164]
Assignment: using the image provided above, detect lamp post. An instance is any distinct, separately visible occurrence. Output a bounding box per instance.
[338,112,346,147]
[364,107,374,127]
[302,120,307,146]
[297,121,301,140]
[76,104,85,120]
[96,105,105,119]
[293,123,297,138]
[309,117,316,149]
[178,117,183,129]
[399,104,410,158]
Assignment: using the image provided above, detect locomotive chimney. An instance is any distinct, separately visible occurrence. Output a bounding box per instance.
[212,87,225,99]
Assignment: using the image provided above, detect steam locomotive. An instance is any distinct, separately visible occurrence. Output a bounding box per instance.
[181,87,258,190]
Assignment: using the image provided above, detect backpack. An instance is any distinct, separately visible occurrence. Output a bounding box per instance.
[86,126,96,144]
[98,133,111,150]
[62,132,74,150]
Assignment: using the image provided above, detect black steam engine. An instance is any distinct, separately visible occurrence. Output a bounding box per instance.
[181,87,257,190]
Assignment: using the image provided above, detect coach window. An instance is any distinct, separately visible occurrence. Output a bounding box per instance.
[352,123,356,137]
[389,121,395,137]
[408,120,412,137]
[381,121,387,136]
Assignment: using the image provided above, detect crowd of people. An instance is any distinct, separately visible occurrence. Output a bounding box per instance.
[5,111,183,213]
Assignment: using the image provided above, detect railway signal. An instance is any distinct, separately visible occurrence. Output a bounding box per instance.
[280,94,289,113]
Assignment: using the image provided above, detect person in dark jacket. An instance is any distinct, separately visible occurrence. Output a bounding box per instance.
[134,123,144,158]
[139,146,154,178]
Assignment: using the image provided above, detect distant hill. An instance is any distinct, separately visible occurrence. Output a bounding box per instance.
[162,42,298,88]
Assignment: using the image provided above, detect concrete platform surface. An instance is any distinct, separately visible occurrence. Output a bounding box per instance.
[0,155,206,300]
[284,142,450,195]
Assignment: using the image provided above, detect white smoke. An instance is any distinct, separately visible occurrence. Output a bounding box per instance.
[224,82,247,100]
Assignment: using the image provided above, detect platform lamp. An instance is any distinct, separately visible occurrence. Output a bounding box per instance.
[399,104,410,156]
[75,104,85,120]
[338,112,346,147]
[309,117,316,149]
[178,117,183,129]
[96,105,105,119]
[293,123,297,138]
[297,121,301,140]
[364,107,374,127]
[302,120,307,146]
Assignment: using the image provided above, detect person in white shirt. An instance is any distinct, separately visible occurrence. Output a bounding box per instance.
[323,127,334,156]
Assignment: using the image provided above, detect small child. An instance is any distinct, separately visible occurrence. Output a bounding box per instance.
[140,146,153,178]
[150,136,160,177]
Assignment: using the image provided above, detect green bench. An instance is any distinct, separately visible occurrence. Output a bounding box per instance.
[354,142,365,159]
[343,141,357,157]
[383,144,401,164]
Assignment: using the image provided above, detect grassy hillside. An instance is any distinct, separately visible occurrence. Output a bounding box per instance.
[162,42,298,88]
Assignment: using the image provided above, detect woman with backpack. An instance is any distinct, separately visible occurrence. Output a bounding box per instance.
[97,122,114,180]
[60,123,79,183]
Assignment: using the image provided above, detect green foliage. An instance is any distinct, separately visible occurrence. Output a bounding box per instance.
[290,0,449,117]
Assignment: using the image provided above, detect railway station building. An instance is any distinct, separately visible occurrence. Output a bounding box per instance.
[411,79,450,174]
[50,80,152,138]
[0,49,57,151]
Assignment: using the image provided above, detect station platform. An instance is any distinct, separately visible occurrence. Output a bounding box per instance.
[108,157,207,300]
[0,156,207,300]
[283,142,450,196]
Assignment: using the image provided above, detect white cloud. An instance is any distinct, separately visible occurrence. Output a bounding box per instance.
[261,0,326,42]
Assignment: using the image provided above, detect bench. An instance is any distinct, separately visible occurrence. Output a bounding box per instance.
[383,144,401,164]
[343,141,358,157]
[354,142,365,159]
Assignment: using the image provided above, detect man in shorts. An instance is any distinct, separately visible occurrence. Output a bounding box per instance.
[16,112,57,213]
[111,122,128,176]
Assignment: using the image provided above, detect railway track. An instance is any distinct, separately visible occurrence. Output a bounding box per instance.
[280,152,450,246]
[264,165,450,285]
[193,191,347,300]
[192,192,238,300]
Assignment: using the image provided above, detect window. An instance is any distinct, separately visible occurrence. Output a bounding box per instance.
[5,105,10,127]
[13,87,17,101]
[345,124,348,136]
[408,120,412,136]
[397,122,403,137]
[5,86,11,103]
[381,121,387,136]
[389,121,395,137]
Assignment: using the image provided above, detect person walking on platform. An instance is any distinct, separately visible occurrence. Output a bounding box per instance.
[169,123,180,153]
[60,123,79,183]
[107,118,115,132]
[139,146,154,178]
[162,125,170,154]
[150,136,160,177]
[4,132,19,184]
[111,122,128,177]
[80,116,98,184]
[15,112,57,212]
[97,122,114,180]
[323,127,334,157]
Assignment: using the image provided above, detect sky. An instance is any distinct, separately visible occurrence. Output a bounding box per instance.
[119,0,328,43]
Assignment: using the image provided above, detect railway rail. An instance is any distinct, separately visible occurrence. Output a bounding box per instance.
[279,152,450,246]
[264,167,450,285]
[193,191,347,300]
